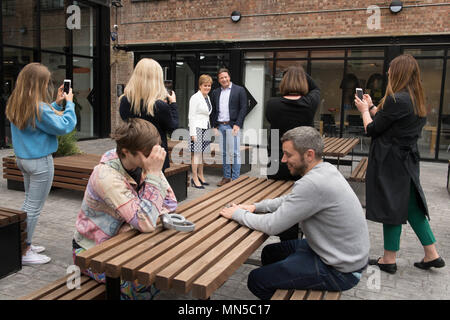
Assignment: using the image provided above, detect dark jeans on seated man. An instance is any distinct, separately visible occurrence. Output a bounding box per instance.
[247,239,363,300]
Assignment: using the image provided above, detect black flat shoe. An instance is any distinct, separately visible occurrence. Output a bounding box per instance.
[191,178,205,189]
[369,257,397,274]
[198,178,209,186]
[414,257,445,270]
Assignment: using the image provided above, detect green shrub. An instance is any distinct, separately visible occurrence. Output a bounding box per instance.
[54,129,82,157]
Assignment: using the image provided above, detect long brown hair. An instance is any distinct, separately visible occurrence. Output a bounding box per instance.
[5,63,57,130]
[379,54,426,117]
[279,65,309,96]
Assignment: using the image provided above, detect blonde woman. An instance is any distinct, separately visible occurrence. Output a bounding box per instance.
[6,62,76,265]
[188,74,213,188]
[119,58,178,172]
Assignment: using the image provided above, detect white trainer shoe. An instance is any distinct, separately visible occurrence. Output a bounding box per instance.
[30,244,46,253]
[22,248,51,265]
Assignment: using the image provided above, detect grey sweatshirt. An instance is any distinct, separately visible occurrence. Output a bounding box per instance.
[232,162,370,273]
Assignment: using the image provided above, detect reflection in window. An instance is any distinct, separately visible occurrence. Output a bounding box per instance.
[438,60,450,160]
[41,0,67,52]
[404,49,445,57]
[310,60,344,137]
[416,59,443,159]
[2,0,37,47]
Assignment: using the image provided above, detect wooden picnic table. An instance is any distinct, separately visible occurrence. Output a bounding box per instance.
[74,176,294,300]
[322,137,360,169]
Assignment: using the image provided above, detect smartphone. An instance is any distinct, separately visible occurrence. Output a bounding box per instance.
[63,79,71,94]
[355,88,363,100]
[164,80,173,96]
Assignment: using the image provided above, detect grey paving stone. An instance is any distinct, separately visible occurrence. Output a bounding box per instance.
[1,140,449,300]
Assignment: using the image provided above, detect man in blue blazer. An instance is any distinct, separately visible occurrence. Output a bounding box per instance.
[210,68,247,186]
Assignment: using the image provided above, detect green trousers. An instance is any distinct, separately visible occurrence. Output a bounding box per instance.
[383,183,436,252]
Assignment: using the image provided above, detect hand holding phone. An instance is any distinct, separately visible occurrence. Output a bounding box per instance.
[355,88,364,101]
[63,79,71,94]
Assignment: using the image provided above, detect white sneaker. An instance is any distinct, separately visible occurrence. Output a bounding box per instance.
[22,249,51,265]
[30,244,46,253]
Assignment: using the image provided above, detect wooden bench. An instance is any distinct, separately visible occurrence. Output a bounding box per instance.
[0,207,27,279]
[168,139,252,174]
[348,157,368,183]
[73,176,294,300]
[2,154,190,201]
[271,289,341,300]
[20,274,106,300]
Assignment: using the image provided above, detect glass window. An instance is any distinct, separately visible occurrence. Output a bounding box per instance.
[310,60,344,137]
[244,60,273,146]
[276,51,308,59]
[347,49,385,57]
[40,0,68,53]
[404,49,445,57]
[199,53,230,90]
[274,60,307,96]
[438,59,450,160]
[72,57,95,139]
[341,60,385,152]
[415,59,444,159]
[73,3,96,56]
[2,47,35,146]
[311,50,345,58]
[2,0,38,47]
[244,52,273,59]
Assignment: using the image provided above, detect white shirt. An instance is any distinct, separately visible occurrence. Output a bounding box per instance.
[218,82,232,122]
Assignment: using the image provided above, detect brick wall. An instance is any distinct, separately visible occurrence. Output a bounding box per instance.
[113,0,449,45]
[110,50,134,131]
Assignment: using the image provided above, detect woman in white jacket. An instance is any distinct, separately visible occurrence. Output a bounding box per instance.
[189,74,213,188]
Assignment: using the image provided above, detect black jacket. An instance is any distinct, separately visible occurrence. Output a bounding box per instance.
[265,74,320,180]
[210,83,247,128]
[119,96,179,171]
[365,91,429,225]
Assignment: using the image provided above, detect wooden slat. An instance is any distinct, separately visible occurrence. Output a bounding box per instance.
[0,207,27,221]
[76,284,106,300]
[271,289,293,300]
[75,230,139,269]
[0,211,20,223]
[290,290,308,300]
[40,276,92,300]
[136,218,231,286]
[349,157,368,182]
[324,291,342,300]
[155,221,241,290]
[306,290,324,300]
[58,279,103,300]
[171,227,251,294]
[20,275,71,300]
[192,230,267,300]
[0,215,9,226]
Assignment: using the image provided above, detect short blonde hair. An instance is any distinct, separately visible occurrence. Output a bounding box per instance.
[122,58,168,117]
[199,74,213,87]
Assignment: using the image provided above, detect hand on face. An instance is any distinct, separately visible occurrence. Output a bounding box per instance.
[140,145,166,175]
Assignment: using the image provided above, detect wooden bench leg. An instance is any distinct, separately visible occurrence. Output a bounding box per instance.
[106,276,121,300]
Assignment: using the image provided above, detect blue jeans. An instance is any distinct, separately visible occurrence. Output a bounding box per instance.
[218,124,241,180]
[16,155,54,246]
[248,239,362,300]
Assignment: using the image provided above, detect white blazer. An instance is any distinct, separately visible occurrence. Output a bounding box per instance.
[188,90,212,137]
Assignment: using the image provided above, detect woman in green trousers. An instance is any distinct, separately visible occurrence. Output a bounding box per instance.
[354,54,445,274]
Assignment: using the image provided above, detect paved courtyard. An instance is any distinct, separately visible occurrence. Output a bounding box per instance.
[0,138,449,300]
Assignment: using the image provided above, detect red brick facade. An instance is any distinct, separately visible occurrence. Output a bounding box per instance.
[113,0,449,44]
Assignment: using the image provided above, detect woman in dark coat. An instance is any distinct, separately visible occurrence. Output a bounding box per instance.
[265,65,320,240]
[355,54,445,274]
[119,58,178,172]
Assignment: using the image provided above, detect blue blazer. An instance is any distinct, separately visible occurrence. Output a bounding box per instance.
[210,83,247,128]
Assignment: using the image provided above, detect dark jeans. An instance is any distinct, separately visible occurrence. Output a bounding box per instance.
[247,239,362,300]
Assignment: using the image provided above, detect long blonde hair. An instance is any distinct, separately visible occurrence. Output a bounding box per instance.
[6,63,58,130]
[379,54,426,117]
[121,58,168,117]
